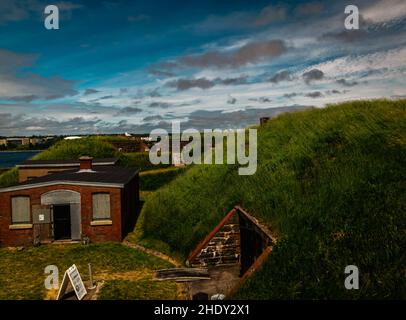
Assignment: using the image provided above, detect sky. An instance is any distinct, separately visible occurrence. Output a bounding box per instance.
[0,0,405,136]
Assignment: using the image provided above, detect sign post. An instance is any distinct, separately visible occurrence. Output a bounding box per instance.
[56,264,87,300]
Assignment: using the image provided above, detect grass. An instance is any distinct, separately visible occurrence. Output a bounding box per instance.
[99,279,177,300]
[137,99,406,299]
[0,243,175,300]
[120,152,171,171]
[0,167,18,187]
[140,167,187,191]
[33,137,120,160]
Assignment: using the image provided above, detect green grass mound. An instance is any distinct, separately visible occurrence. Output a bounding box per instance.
[33,137,119,160]
[138,99,406,299]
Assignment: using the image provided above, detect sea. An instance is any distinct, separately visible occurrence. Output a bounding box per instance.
[0,151,41,168]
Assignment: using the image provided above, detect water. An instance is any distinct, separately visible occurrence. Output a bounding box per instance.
[0,151,41,168]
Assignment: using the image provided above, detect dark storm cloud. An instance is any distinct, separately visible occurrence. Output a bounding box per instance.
[303,69,324,84]
[269,70,292,83]
[305,91,323,98]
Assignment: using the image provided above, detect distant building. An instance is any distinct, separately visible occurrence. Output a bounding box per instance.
[6,138,30,146]
[0,157,139,246]
[64,136,82,140]
[0,139,7,146]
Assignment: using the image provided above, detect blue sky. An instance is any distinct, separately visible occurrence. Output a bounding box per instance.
[0,0,405,135]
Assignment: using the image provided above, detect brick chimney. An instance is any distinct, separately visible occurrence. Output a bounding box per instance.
[79,156,93,171]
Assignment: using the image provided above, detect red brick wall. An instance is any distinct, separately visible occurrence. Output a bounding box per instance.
[0,184,129,246]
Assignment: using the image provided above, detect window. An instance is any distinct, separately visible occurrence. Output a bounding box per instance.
[11,196,31,224]
[92,193,111,220]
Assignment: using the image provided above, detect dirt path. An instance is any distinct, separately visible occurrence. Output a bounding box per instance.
[122,240,182,267]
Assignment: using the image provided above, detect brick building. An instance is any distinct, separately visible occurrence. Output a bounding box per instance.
[0,157,139,246]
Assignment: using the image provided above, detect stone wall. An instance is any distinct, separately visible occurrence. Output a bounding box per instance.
[189,213,240,267]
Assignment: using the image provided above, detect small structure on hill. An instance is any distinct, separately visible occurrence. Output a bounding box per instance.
[169,206,276,299]
[0,157,139,246]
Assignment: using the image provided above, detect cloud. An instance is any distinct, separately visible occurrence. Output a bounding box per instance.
[143,115,164,122]
[157,40,287,71]
[294,2,324,16]
[319,30,367,43]
[305,91,323,98]
[0,113,102,135]
[193,4,286,32]
[302,69,324,84]
[180,105,311,130]
[336,79,358,87]
[0,49,77,101]
[167,78,215,91]
[363,0,406,23]
[269,70,292,83]
[115,107,142,116]
[148,102,172,109]
[84,89,100,95]
[284,93,299,98]
[227,96,237,104]
[166,76,248,91]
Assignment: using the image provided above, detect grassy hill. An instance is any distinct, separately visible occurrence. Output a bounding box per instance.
[137,99,406,299]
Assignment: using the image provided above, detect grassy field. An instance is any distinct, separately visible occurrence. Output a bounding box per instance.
[137,99,406,299]
[0,243,177,300]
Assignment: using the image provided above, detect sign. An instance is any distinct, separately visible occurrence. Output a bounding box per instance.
[57,264,87,300]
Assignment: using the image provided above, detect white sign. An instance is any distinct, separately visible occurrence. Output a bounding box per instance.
[57,264,87,300]
[39,214,45,221]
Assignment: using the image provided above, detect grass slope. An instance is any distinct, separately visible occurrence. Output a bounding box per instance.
[138,99,406,299]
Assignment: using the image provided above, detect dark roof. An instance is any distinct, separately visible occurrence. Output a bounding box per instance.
[0,166,139,192]
[18,157,119,168]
